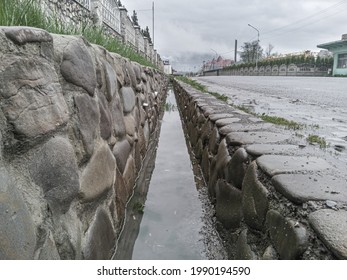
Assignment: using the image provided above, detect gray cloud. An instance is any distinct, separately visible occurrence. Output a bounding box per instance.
[123,0,347,70]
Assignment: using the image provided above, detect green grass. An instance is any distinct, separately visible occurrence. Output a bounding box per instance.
[0,0,46,28]
[307,134,327,148]
[0,0,156,68]
[133,201,145,213]
[164,102,176,112]
[176,76,207,92]
[176,76,228,102]
[259,114,303,130]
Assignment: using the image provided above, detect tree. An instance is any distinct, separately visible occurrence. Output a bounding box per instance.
[131,10,139,26]
[142,26,152,44]
[240,40,263,63]
[265,43,274,57]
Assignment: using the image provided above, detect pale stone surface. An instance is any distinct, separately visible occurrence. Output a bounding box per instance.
[113,139,132,174]
[104,60,118,102]
[266,210,308,259]
[242,161,269,230]
[257,155,331,177]
[125,60,137,87]
[208,139,230,198]
[0,167,36,259]
[272,174,347,204]
[208,127,220,155]
[208,113,235,122]
[110,94,126,139]
[124,114,136,137]
[226,147,249,188]
[309,209,347,259]
[120,86,136,114]
[37,230,60,260]
[235,230,257,260]
[74,94,99,158]
[216,180,242,229]
[98,93,112,140]
[201,146,211,182]
[123,156,136,194]
[215,118,241,128]
[246,144,299,156]
[83,207,116,260]
[219,123,274,136]
[30,137,79,213]
[262,245,278,260]
[3,26,52,45]
[60,40,96,96]
[0,56,69,140]
[226,131,290,146]
[79,143,116,202]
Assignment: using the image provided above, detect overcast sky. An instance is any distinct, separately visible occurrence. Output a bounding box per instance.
[123,0,347,71]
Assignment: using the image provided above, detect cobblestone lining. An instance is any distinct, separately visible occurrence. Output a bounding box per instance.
[174,79,347,260]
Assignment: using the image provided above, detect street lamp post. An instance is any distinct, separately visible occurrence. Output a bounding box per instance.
[248,23,260,69]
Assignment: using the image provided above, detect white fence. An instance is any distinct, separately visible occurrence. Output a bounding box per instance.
[75,0,91,10]
[97,0,121,34]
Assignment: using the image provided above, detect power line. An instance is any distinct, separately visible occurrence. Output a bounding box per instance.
[262,0,347,36]
[262,0,347,39]
[262,6,347,41]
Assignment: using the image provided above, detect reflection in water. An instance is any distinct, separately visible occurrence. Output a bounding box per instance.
[113,89,206,260]
[112,119,160,260]
[164,102,177,112]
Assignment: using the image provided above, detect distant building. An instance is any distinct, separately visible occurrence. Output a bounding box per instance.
[163,60,172,75]
[317,34,347,76]
[203,56,233,71]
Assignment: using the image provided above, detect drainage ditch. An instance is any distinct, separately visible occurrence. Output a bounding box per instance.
[113,87,226,260]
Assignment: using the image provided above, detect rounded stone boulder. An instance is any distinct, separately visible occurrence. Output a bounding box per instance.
[79,142,116,203]
[120,86,136,114]
[0,56,69,142]
[0,167,36,259]
[29,137,80,213]
[60,39,96,96]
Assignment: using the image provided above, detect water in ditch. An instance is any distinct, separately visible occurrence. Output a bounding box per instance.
[113,88,226,260]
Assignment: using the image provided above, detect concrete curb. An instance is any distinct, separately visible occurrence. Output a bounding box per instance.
[174,79,347,260]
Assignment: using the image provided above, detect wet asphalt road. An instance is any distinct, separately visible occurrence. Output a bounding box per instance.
[195,76,347,163]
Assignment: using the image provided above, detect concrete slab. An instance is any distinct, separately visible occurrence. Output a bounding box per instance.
[202,106,233,118]
[226,132,290,146]
[209,113,235,122]
[256,155,331,177]
[309,209,347,259]
[219,123,274,136]
[246,144,299,156]
[272,174,347,204]
[215,118,241,128]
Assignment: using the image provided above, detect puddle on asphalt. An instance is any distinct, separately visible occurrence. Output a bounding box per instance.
[113,88,226,260]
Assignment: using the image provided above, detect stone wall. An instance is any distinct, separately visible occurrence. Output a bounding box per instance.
[173,80,347,260]
[0,26,168,259]
[44,0,95,27]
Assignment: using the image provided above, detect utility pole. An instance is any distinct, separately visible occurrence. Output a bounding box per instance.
[234,39,238,63]
[248,23,260,69]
